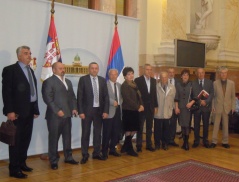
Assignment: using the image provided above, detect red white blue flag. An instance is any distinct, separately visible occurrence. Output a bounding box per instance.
[106,26,124,80]
[41,14,62,81]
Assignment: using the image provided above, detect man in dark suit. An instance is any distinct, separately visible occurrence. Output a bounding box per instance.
[135,64,158,152]
[77,62,109,164]
[102,69,122,159]
[168,68,180,146]
[42,62,79,170]
[2,46,40,179]
[192,68,214,148]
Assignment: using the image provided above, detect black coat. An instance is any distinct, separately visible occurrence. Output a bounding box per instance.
[2,62,39,117]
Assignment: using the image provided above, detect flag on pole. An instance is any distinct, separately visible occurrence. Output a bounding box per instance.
[41,14,62,81]
[105,26,124,81]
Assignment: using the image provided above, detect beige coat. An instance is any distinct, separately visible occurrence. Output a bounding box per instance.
[154,82,176,119]
[212,79,235,114]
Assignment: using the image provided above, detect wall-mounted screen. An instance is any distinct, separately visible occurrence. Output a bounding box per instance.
[175,39,206,68]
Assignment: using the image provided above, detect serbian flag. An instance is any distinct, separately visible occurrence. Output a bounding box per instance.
[41,14,62,81]
[105,26,124,81]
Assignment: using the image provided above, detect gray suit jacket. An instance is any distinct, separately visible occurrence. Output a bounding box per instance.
[192,78,214,111]
[107,81,122,118]
[77,74,109,116]
[42,75,77,121]
[212,79,235,114]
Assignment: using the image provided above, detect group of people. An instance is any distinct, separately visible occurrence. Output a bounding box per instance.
[1,45,236,179]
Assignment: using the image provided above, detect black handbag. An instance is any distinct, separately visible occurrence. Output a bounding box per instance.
[0,120,16,146]
[188,84,199,112]
[189,102,199,112]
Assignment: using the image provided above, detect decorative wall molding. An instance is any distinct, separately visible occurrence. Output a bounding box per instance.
[187,33,220,52]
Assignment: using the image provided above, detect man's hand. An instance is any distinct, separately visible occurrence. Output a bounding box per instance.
[102,113,108,119]
[7,112,18,121]
[79,114,85,119]
[113,101,118,107]
[34,115,39,119]
[72,110,78,117]
[154,108,158,114]
[138,105,144,112]
[57,110,64,117]
[200,100,207,106]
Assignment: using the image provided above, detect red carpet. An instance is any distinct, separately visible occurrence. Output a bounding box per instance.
[109,160,239,182]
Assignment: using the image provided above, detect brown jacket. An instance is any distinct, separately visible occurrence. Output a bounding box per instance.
[212,79,235,114]
[121,81,142,111]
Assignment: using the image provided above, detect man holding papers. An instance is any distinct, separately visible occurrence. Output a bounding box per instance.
[192,68,214,148]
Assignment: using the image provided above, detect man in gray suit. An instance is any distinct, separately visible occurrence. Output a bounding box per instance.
[192,68,214,148]
[42,62,79,170]
[210,66,235,149]
[102,69,122,159]
[77,62,109,164]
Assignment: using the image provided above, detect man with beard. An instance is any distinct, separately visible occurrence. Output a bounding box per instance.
[42,62,79,170]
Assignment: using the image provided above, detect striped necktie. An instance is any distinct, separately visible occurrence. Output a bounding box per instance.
[93,77,99,104]
[26,66,35,96]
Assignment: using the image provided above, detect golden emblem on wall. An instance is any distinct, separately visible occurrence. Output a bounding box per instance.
[64,54,88,75]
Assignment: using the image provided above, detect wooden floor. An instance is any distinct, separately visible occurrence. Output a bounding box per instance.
[0,125,239,182]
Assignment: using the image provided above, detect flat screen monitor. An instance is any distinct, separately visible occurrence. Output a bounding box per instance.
[175,39,206,68]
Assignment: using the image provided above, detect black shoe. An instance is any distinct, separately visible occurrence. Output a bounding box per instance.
[20,164,33,172]
[146,146,155,152]
[136,147,142,152]
[222,144,230,149]
[209,143,216,148]
[65,159,79,165]
[192,143,199,148]
[162,144,168,151]
[92,154,107,160]
[109,151,121,157]
[120,144,127,153]
[203,143,210,148]
[155,145,160,150]
[51,164,58,170]
[9,171,28,178]
[80,156,88,164]
[169,142,179,147]
[127,149,138,157]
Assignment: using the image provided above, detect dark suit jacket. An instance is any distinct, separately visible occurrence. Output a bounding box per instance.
[134,75,158,113]
[192,78,214,111]
[42,75,77,121]
[2,62,39,117]
[77,74,109,116]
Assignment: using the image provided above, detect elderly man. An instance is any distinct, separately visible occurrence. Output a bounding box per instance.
[102,69,122,159]
[210,67,235,149]
[42,62,79,170]
[2,46,40,178]
[191,68,214,148]
[154,72,176,150]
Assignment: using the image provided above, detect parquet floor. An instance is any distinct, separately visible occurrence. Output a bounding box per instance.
[0,125,239,182]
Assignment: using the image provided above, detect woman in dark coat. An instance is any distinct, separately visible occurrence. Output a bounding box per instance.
[175,69,195,150]
[121,67,144,156]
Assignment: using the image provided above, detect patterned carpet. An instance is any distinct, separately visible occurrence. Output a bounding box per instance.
[109,160,239,182]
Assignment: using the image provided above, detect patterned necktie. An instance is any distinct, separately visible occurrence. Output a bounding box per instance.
[93,77,99,104]
[170,79,172,84]
[26,66,35,96]
[114,83,118,103]
[199,80,203,89]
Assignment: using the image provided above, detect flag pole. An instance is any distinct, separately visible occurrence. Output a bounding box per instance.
[51,0,55,14]
[115,0,118,27]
